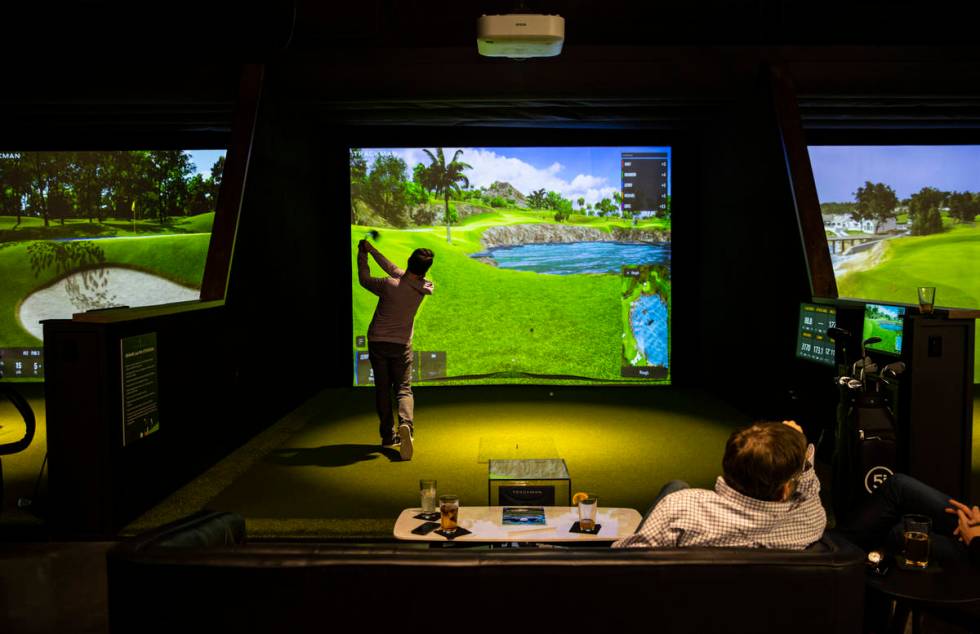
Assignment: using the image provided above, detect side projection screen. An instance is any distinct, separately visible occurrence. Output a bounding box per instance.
[0,150,226,380]
[809,145,980,382]
[350,146,672,385]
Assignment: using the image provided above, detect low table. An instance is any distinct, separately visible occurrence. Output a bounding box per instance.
[866,538,980,633]
[394,506,642,543]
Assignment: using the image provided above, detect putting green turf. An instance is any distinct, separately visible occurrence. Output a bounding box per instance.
[132,387,748,538]
[5,386,980,540]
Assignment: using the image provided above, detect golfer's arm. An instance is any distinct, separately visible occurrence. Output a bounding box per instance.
[357,250,384,295]
[370,249,405,278]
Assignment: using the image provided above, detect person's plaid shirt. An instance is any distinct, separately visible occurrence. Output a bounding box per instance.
[613,445,826,549]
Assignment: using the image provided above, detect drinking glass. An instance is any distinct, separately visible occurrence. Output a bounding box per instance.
[439,495,460,534]
[902,514,931,569]
[420,479,437,513]
[917,287,936,314]
[578,497,598,531]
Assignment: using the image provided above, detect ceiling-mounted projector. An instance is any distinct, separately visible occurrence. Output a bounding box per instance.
[477,14,564,59]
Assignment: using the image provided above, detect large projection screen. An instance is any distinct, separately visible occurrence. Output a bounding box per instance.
[350,146,672,386]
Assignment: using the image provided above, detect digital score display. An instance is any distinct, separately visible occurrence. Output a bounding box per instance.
[621,152,668,215]
[796,303,837,366]
[0,348,43,378]
[354,349,447,385]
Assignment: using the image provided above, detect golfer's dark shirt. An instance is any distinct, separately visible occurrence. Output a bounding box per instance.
[357,248,433,345]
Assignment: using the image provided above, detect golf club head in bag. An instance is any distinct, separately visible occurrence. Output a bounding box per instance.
[861,336,882,359]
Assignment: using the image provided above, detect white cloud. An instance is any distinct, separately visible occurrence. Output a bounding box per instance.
[360,147,618,207]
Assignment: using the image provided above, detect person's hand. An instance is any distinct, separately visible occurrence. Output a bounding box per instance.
[358,239,369,253]
[954,507,980,545]
[782,420,803,435]
[947,498,980,544]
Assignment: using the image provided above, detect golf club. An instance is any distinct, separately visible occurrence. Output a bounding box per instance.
[827,326,852,367]
[861,336,882,360]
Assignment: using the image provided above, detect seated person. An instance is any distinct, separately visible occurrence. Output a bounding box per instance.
[837,473,980,566]
[613,420,826,549]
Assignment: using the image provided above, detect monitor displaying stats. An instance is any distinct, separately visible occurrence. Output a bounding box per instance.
[795,303,837,366]
[350,145,672,385]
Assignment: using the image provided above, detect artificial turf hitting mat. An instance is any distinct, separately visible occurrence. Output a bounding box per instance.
[127,386,751,539]
[476,436,560,462]
[5,385,978,540]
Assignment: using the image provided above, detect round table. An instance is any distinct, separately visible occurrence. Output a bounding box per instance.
[865,537,980,633]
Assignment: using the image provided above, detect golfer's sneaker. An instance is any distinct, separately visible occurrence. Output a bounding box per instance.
[398,424,414,461]
[381,435,401,448]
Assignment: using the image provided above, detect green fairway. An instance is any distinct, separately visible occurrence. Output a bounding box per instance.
[837,223,980,379]
[862,318,902,354]
[352,209,671,385]
[0,214,214,349]
[0,212,214,240]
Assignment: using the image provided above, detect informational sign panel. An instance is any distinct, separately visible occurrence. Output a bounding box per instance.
[120,333,160,446]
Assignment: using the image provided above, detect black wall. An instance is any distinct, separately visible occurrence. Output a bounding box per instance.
[13,4,980,532]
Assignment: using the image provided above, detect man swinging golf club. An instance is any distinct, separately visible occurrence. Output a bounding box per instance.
[357,232,434,460]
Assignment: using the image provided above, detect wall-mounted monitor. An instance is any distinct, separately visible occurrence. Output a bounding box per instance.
[349,145,672,385]
[0,149,226,380]
[863,303,906,356]
[795,302,837,366]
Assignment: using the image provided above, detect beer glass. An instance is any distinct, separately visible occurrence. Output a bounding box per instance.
[902,514,931,568]
[420,479,437,513]
[578,497,598,531]
[917,287,936,314]
[439,495,460,534]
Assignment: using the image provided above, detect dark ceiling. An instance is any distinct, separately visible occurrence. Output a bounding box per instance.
[5,1,980,143]
[8,1,980,52]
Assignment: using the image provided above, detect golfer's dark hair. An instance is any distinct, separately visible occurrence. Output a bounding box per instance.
[407,248,434,276]
[722,422,806,502]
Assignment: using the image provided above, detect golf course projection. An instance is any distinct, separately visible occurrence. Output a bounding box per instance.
[863,303,906,356]
[350,146,672,385]
[0,150,225,379]
[809,145,980,381]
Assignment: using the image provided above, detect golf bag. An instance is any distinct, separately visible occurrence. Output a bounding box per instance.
[832,391,897,520]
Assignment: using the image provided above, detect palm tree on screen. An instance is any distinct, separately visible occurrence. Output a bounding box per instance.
[422,148,471,243]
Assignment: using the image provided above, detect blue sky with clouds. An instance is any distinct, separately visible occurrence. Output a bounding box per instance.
[868,303,905,320]
[186,149,225,178]
[809,145,980,202]
[359,146,671,207]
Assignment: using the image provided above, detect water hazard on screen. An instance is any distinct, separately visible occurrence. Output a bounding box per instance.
[486,241,669,275]
[621,265,669,379]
